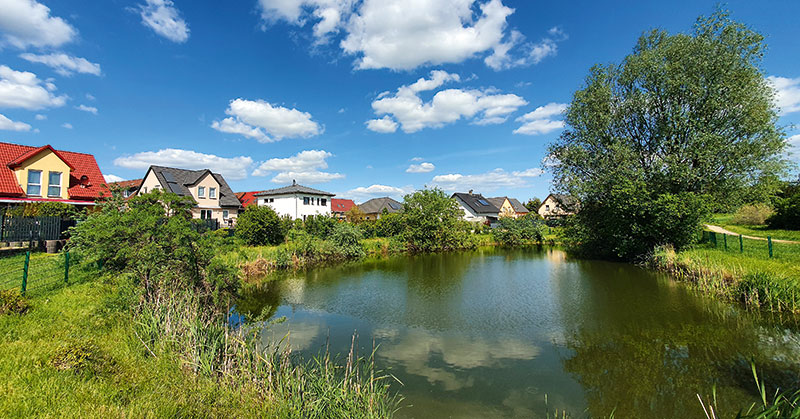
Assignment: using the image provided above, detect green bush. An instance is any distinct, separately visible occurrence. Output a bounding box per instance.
[493,216,546,246]
[731,203,773,225]
[0,289,29,315]
[767,193,800,230]
[374,212,404,237]
[236,205,285,246]
[329,223,365,260]
[401,188,472,252]
[303,214,338,238]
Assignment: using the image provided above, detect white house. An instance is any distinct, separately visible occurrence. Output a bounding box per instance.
[255,181,334,220]
[451,191,501,225]
[538,193,578,219]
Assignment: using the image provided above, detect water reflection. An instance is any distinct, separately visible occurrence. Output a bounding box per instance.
[236,247,800,418]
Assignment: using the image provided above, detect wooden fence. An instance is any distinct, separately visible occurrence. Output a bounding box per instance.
[0,216,76,242]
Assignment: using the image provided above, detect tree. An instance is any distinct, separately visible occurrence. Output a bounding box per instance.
[345,206,366,224]
[236,205,285,246]
[548,10,787,260]
[401,188,471,252]
[524,198,541,213]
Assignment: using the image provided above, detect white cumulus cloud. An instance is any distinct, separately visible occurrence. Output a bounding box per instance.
[113,148,253,180]
[252,149,343,184]
[103,174,126,183]
[212,98,322,143]
[368,70,526,133]
[19,53,101,77]
[0,65,67,110]
[76,104,97,115]
[365,115,397,133]
[768,76,800,115]
[406,162,435,173]
[431,167,543,192]
[0,0,77,49]
[346,184,412,201]
[0,113,31,131]
[137,0,189,43]
[61,122,72,129]
[513,102,566,135]
[34,113,46,120]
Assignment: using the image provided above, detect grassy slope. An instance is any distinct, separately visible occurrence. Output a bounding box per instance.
[0,271,271,418]
[710,214,800,242]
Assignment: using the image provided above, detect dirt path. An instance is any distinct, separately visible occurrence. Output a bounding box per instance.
[704,224,800,244]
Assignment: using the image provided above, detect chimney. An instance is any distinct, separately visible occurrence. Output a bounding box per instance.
[293,179,296,186]
[468,189,473,194]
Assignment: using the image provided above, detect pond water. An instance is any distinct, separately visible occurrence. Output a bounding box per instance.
[237,247,800,418]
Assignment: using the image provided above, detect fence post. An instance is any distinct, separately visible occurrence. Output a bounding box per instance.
[64,251,69,283]
[739,234,743,253]
[723,234,727,250]
[768,236,773,258]
[710,232,717,247]
[21,251,29,296]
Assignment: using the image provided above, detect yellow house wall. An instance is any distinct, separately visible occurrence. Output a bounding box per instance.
[191,173,222,208]
[13,150,71,199]
[498,199,516,218]
[138,170,162,195]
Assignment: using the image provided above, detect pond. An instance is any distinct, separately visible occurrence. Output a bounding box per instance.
[236,247,800,418]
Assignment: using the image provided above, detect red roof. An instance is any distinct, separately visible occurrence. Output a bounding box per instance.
[236,191,265,208]
[107,179,142,189]
[0,142,110,201]
[331,198,355,213]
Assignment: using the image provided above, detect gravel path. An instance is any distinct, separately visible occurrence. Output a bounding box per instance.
[703,224,800,244]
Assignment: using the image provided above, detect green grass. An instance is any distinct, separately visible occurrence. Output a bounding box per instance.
[0,262,400,418]
[710,213,800,242]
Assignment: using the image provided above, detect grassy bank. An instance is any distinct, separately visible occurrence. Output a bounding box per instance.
[0,261,400,418]
[649,235,800,312]
[711,214,800,242]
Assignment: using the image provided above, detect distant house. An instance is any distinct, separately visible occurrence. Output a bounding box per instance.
[487,197,530,219]
[452,191,500,225]
[107,179,141,198]
[538,193,578,219]
[254,181,334,220]
[358,197,403,220]
[138,165,242,227]
[235,191,263,208]
[0,142,110,208]
[331,198,355,220]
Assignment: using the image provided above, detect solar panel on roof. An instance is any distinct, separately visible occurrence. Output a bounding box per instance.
[162,172,177,183]
[388,202,402,210]
[477,199,490,206]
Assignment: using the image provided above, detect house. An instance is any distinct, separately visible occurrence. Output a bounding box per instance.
[331,198,355,220]
[508,198,530,218]
[254,181,334,220]
[235,191,263,208]
[487,197,531,218]
[107,178,141,198]
[358,197,403,220]
[538,193,578,219]
[452,191,500,225]
[0,142,110,207]
[138,165,241,227]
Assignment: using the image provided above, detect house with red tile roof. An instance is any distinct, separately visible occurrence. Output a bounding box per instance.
[107,178,142,198]
[0,141,110,206]
[331,198,355,220]
[235,190,265,208]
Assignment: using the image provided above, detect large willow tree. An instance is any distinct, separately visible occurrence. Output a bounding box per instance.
[549,10,787,260]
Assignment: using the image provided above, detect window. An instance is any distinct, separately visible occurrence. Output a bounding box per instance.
[321,199,327,206]
[26,170,41,196]
[198,186,206,198]
[142,186,147,193]
[123,189,132,198]
[269,198,274,203]
[47,171,62,197]
[545,205,550,211]
[200,209,212,219]
[222,210,229,219]
[303,197,310,205]
[209,187,217,199]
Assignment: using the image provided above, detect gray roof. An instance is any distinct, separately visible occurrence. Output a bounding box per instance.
[451,192,500,215]
[254,183,335,197]
[358,197,403,214]
[508,198,529,213]
[147,165,241,208]
[540,193,579,212]
[486,197,506,209]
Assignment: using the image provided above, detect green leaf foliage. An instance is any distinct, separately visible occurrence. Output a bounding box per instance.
[492,216,546,246]
[549,10,788,260]
[235,205,286,246]
[400,188,472,253]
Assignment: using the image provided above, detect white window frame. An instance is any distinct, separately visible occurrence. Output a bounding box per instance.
[47,171,62,197]
[27,170,42,196]
[198,186,205,198]
[209,187,217,199]
[222,210,229,219]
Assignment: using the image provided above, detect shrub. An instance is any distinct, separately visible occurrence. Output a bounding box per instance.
[731,203,773,225]
[493,216,546,246]
[767,193,800,230]
[0,289,29,315]
[303,214,337,238]
[373,212,404,237]
[236,205,285,246]
[329,223,365,260]
[401,188,472,252]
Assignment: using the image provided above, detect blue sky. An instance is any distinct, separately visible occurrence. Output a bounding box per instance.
[0,0,798,203]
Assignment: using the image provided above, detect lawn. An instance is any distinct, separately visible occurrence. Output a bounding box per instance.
[710,213,800,242]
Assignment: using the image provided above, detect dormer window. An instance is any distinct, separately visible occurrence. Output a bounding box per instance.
[209,187,217,199]
[48,171,62,197]
[27,170,42,196]
[198,186,206,198]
